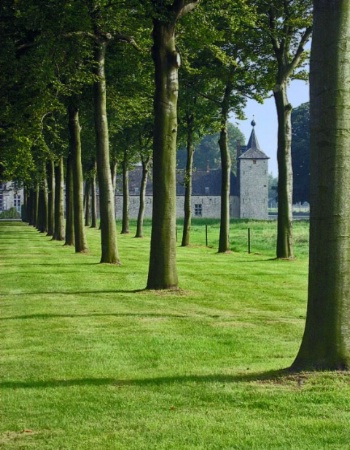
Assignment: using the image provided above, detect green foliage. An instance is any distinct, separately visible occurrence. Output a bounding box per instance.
[177,122,245,172]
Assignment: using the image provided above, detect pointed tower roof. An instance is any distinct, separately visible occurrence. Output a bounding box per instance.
[239,120,269,160]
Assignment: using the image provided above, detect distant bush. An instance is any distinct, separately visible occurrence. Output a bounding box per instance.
[0,207,21,219]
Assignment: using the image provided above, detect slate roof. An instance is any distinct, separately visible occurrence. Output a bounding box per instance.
[239,126,269,160]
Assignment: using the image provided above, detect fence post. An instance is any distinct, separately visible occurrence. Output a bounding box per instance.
[248,228,251,254]
[206,224,208,247]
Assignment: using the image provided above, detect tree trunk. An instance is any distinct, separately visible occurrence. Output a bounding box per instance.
[291,0,350,371]
[135,157,150,238]
[47,159,55,236]
[147,19,180,290]
[37,167,48,233]
[181,116,195,247]
[274,84,294,259]
[68,100,88,253]
[65,155,75,246]
[90,169,97,228]
[22,187,28,222]
[121,157,130,234]
[84,178,90,227]
[218,76,233,253]
[93,40,120,263]
[53,156,65,241]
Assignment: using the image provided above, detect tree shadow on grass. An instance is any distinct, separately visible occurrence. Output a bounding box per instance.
[0,369,295,391]
[0,311,189,321]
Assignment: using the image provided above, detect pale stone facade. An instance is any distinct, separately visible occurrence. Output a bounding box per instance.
[0,182,23,215]
[115,195,240,220]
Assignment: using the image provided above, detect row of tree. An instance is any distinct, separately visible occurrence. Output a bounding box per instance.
[1,0,350,371]
[0,0,313,288]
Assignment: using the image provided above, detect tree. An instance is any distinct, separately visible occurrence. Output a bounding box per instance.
[146,0,199,290]
[291,102,310,203]
[291,0,350,370]
[255,0,312,258]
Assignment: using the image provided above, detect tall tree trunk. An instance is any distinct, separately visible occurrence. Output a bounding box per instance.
[84,178,90,227]
[110,161,117,192]
[93,40,120,263]
[22,187,28,222]
[181,116,195,247]
[37,167,48,233]
[274,84,294,259]
[135,157,150,238]
[147,1,199,289]
[47,159,55,236]
[65,155,75,246]
[121,157,130,234]
[53,156,65,241]
[147,19,180,290]
[218,78,233,253]
[292,0,350,371]
[68,100,88,253]
[90,169,97,228]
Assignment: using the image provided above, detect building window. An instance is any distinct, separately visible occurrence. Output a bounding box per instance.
[205,187,210,195]
[0,193,3,211]
[194,204,202,217]
[14,194,21,212]
[253,159,257,164]
[134,187,140,195]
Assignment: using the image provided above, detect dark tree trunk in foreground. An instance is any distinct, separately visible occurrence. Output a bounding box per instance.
[53,156,65,241]
[68,100,88,253]
[274,85,294,259]
[93,40,120,263]
[135,157,150,238]
[292,0,350,371]
[65,155,75,246]
[181,115,195,247]
[121,158,130,234]
[47,159,55,236]
[147,0,199,290]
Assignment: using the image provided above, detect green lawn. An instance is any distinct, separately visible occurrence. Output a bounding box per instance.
[1,220,350,449]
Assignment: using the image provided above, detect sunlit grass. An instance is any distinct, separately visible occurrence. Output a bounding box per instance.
[1,220,350,449]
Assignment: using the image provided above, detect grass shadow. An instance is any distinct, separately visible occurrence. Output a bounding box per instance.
[0,369,297,391]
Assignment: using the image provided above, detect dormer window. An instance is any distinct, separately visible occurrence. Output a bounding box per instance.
[205,187,210,195]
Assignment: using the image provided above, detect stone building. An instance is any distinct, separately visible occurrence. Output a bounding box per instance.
[0,182,23,215]
[115,121,269,220]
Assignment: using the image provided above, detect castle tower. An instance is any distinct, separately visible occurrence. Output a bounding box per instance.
[238,120,269,219]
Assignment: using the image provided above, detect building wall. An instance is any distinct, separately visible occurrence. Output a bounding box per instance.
[0,182,23,214]
[239,159,269,220]
[115,195,240,220]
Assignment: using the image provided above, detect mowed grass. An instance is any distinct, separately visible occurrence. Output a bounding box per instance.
[1,220,350,449]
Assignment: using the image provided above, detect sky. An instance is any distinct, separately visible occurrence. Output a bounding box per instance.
[231,79,310,177]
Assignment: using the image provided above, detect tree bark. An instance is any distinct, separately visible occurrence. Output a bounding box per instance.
[47,159,55,236]
[93,40,120,263]
[90,169,97,228]
[53,156,65,241]
[274,84,294,259]
[84,178,90,227]
[135,157,150,238]
[218,77,233,253]
[181,115,195,247]
[68,100,88,253]
[121,156,130,234]
[147,19,179,290]
[65,155,75,246]
[147,1,199,289]
[37,166,48,233]
[291,0,350,371]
